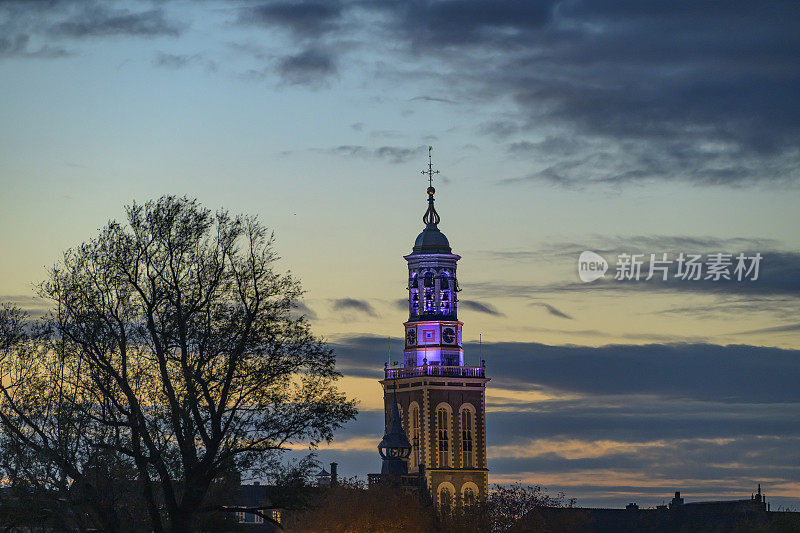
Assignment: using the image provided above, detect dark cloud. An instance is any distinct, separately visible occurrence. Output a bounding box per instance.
[291,301,318,321]
[49,6,181,38]
[733,322,800,335]
[507,137,589,158]
[277,48,336,86]
[242,1,343,38]
[0,34,69,58]
[330,298,378,318]
[655,297,799,321]
[152,52,215,71]
[479,120,523,140]
[532,302,573,320]
[388,0,555,48]
[0,1,180,62]
[331,335,402,379]
[483,234,786,265]
[459,299,505,316]
[577,250,800,298]
[471,241,800,303]
[153,52,194,69]
[375,146,419,163]
[410,95,456,104]
[264,0,800,187]
[0,295,52,320]
[6,1,797,190]
[481,341,800,404]
[486,399,800,444]
[325,334,800,508]
[326,145,424,164]
[331,335,800,404]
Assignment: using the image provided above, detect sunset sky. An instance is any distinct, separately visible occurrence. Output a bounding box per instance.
[1,1,799,509]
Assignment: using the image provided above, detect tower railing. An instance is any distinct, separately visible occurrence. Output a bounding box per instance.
[384,365,485,379]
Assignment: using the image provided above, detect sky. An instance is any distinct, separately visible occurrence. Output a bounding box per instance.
[1,0,799,510]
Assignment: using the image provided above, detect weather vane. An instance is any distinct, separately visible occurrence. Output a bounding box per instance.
[421,145,439,189]
[421,146,441,226]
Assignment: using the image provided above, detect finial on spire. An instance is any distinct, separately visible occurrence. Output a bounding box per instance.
[421,146,441,226]
[422,145,440,190]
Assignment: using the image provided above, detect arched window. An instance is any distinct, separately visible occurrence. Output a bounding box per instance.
[461,408,474,467]
[463,486,476,507]
[439,272,451,313]
[439,486,452,513]
[409,403,420,468]
[423,271,435,312]
[437,407,450,467]
[409,273,419,315]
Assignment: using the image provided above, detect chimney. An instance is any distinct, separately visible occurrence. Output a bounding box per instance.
[330,462,338,486]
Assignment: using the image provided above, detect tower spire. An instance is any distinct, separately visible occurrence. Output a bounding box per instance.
[421,146,441,226]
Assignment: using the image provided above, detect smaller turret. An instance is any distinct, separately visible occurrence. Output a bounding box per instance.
[378,389,412,478]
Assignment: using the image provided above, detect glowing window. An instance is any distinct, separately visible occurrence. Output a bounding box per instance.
[437,408,450,467]
[461,409,474,467]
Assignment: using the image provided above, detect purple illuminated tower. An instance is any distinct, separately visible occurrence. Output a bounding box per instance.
[380,147,489,508]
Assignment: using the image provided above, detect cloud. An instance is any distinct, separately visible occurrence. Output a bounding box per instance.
[6,0,796,191]
[330,335,800,404]
[478,120,523,140]
[325,145,425,164]
[330,298,378,318]
[241,1,343,38]
[277,48,336,86]
[733,323,800,335]
[410,95,456,104]
[390,0,555,48]
[0,34,69,58]
[479,341,800,404]
[507,137,589,158]
[152,52,215,71]
[459,299,505,316]
[0,295,52,319]
[291,301,318,320]
[328,335,397,379]
[324,334,800,508]
[335,0,800,187]
[49,6,181,38]
[472,241,800,302]
[532,302,573,320]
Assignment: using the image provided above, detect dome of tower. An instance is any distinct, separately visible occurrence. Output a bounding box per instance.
[412,225,451,254]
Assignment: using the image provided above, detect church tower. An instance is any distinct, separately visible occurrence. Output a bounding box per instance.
[380,148,489,508]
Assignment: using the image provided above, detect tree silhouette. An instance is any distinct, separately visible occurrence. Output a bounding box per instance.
[0,196,357,532]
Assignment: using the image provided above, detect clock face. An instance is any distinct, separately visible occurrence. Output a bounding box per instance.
[406,328,417,346]
[442,327,456,344]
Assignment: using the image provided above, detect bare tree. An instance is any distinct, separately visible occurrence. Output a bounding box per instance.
[0,196,357,532]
